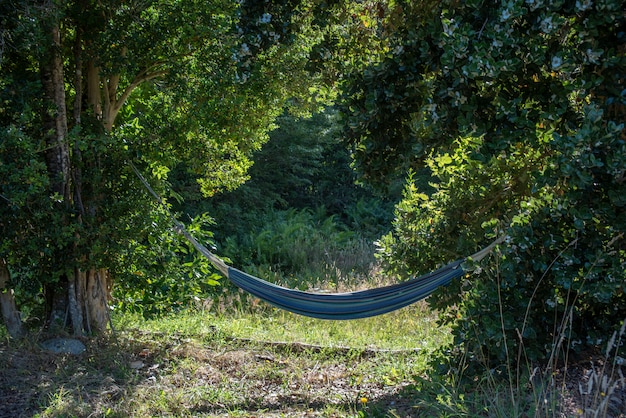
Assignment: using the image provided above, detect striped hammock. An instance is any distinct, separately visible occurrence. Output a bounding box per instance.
[177,226,501,320]
[227,262,463,319]
[132,163,501,320]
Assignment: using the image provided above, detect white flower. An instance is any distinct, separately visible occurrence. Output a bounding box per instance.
[425,104,439,122]
[586,48,603,64]
[526,0,543,11]
[259,13,272,24]
[576,0,593,11]
[235,72,250,83]
[269,31,280,41]
[540,16,553,33]
[442,19,457,37]
[449,91,467,106]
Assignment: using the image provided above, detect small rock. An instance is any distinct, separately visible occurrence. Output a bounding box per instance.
[40,338,86,355]
[130,360,144,369]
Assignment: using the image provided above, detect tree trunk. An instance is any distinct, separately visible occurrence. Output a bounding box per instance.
[0,259,24,339]
[68,272,84,336]
[40,12,72,333]
[86,59,103,121]
[40,21,70,201]
[40,12,112,336]
[83,268,111,334]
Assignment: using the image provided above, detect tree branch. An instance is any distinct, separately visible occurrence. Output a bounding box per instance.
[111,69,168,116]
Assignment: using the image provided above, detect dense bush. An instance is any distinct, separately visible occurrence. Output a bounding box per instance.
[343,0,626,369]
[112,212,222,317]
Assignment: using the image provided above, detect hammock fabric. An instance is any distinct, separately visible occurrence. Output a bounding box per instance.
[227,262,464,320]
[132,163,501,320]
[179,225,474,320]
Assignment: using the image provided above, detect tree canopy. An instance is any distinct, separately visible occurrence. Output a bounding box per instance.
[0,0,342,335]
[1,0,625,377]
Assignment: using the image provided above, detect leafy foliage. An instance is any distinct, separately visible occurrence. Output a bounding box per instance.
[343,0,626,368]
[179,108,392,236]
[0,0,346,329]
[170,108,393,289]
[112,212,222,317]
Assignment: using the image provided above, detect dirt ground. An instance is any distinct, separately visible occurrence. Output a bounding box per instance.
[1,334,624,417]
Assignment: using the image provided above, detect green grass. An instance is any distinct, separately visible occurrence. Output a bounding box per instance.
[4,263,624,416]
[116,299,449,352]
[113,303,448,417]
[2,300,625,417]
[0,301,447,417]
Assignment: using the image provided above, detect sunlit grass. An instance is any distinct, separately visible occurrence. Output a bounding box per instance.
[113,298,450,353]
[104,300,447,417]
[4,296,622,417]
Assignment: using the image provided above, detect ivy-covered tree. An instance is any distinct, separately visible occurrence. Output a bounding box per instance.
[342,0,625,368]
[0,0,336,337]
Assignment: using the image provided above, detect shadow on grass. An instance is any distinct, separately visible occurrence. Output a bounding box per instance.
[6,330,621,417]
[0,334,153,418]
[0,332,426,417]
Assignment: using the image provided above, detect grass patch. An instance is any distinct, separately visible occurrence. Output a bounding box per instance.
[1,303,446,418]
[207,302,446,351]
[2,294,624,417]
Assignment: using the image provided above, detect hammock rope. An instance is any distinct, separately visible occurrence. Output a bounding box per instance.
[130,163,502,320]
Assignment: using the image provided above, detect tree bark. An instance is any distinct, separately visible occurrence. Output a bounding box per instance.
[86,59,103,121]
[39,13,112,336]
[36,5,162,337]
[68,274,84,336]
[0,259,24,339]
[40,12,75,333]
[40,21,70,201]
[84,268,111,333]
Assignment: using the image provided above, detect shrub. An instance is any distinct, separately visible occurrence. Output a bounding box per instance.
[346,0,626,371]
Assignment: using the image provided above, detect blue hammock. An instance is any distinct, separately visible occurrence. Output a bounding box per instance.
[177,225,493,320]
[132,163,500,320]
[227,262,464,319]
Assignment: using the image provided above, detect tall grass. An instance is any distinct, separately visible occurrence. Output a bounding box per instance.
[415,259,626,418]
